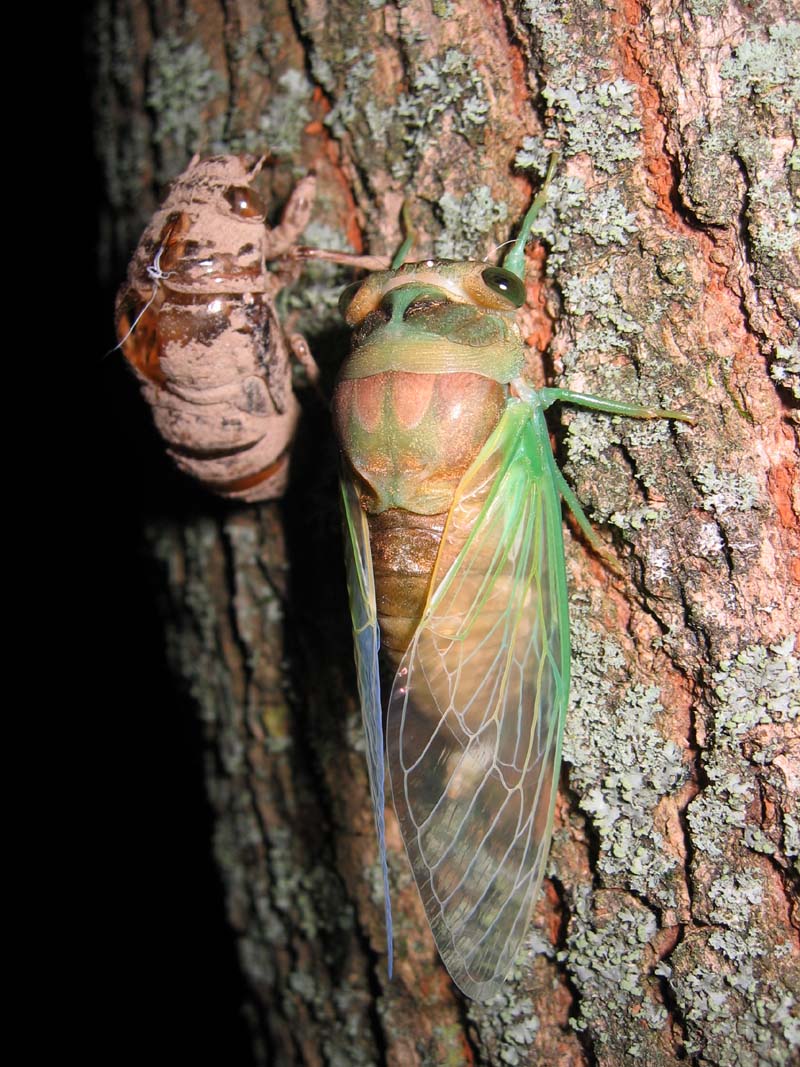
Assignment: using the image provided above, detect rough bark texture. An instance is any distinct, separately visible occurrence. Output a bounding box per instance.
[95,1,799,1064]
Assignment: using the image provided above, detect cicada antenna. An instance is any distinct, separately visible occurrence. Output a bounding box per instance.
[105,243,174,359]
[483,238,516,263]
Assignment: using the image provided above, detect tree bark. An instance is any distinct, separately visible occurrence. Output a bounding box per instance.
[95,1,798,1064]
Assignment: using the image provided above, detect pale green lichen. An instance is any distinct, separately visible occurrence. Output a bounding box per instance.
[468,986,540,1066]
[708,870,765,930]
[680,634,798,1065]
[324,51,379,138]
[228,23,271,68]
[688,767,754,860]
[513,142,587,266]
[686,0,727,15]
[147,29,226,177]
[770,341,800,400]
[520,0,599,83]
[514,135,554,177]
[720,23,800,117]
[564,613,688,907]
[394,48,489,176]
[674,927,799,1064]
[561,888,666,1039]
[562,268,643,334]
[578,186,639,246]
[518,140,639,255]
[561,408,617,465]
[672,881,799,1067]
[433,186,508,260]
[607,505,660,531]
[696,464,761,515]
[543,77,642,173]
[282,220,356,338]
[321,42,489,182]
[559,403,681,523]
[712,636,799,741]
[256,68,313,157]
[513,137,645,364]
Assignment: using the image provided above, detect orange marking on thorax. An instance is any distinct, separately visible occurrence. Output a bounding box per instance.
[391,373,436,429]
[353,374,386,433]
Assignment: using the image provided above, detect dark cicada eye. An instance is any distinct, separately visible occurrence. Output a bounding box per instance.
[224,185,266,218]
[338,281,363,319]
[480,267,526,307]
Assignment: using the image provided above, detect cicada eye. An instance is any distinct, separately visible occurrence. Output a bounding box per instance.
[224,185,266,218]
[338,281,363,319]
[480,267,526,307]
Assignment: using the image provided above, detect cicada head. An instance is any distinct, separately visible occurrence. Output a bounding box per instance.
[335,259,529,387]
[333,154,561,388]
[337,259,527,326]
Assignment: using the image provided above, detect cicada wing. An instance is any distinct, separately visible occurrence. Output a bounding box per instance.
[340,474,393,973]
[387,400,570,1001]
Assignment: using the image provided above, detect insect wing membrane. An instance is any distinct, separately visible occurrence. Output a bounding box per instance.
[387,400,570,1000]
[340,477,394,971]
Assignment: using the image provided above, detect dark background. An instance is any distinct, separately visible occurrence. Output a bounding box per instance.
[85,12,255,1063]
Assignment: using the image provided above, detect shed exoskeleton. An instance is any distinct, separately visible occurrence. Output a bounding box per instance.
[115,155,318,501]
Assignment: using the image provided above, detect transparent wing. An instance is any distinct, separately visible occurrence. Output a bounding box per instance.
[340,475,393,974]
[386,399,570,1001]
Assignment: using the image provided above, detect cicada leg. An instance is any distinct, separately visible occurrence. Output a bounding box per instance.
[538,387,695,426]
[527,384,694,569]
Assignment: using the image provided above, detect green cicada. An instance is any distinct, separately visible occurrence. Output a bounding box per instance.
[331,159,693,1000]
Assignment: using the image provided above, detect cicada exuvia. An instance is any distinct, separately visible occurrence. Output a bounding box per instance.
[115,155,317,501]
[331,158,694,1000]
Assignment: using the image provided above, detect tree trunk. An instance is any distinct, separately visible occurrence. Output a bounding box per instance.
[94,1,798,1064]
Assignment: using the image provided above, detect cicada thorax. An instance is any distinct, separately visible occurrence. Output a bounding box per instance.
[333,260,528,661]
[115,156,316,502]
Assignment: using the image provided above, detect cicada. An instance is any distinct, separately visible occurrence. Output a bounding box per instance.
[332,158,693,1000]
[115,155,317,501]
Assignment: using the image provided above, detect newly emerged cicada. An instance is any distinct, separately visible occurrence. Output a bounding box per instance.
[115,156,317,501]
[332,160,693,1000]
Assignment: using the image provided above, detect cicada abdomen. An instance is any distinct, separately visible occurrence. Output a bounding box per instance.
[333,159,694,1000]
[115,156,317,501]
